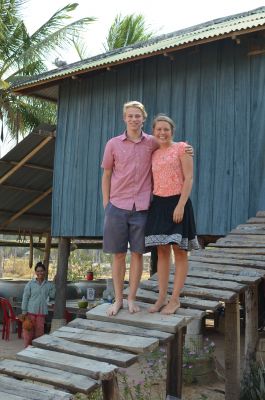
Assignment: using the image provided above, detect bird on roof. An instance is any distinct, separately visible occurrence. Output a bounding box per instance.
[53,57,67,68]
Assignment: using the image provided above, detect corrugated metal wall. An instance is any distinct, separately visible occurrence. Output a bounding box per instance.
[52,39,265,237]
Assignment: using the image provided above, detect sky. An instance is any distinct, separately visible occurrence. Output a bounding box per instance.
[1,0,265,155]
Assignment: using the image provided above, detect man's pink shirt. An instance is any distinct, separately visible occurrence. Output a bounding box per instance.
[101,132,157,211]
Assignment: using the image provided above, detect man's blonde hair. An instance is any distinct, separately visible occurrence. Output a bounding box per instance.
[123,101,147,119]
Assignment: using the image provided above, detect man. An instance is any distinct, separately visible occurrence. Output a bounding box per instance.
[101,101,193,316]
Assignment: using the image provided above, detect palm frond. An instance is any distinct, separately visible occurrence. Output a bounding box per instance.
[104,14,154,51]
[72,37,90,60]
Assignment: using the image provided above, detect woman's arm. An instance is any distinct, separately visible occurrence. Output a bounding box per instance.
[21,282,31,314]
[173,154,193,223]
[102,168,112,209]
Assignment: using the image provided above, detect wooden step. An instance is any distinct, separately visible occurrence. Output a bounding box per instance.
[17,346,118,380]
[86,302,189,333]
[33,334,137,367]
[52,326,159,354]
[124,287,221,310]
[0,374,73,399]
[0,359,98,394]
[68,318,173,344]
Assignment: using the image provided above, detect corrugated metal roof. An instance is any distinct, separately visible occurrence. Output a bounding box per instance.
[12,6,265,92]
[0,125,55,234]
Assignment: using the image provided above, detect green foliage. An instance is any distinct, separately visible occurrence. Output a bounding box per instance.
[119,347,167,400]
[0,1,95,140]
[104,14,154,51]
[68,250,103,281]
[240,362,265,400]
[183,338,215,384]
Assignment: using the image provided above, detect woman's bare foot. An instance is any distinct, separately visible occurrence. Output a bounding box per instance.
[107,299,123,316]
[148,299,168,313]
[160,299,180,315]
[128,300,140,313]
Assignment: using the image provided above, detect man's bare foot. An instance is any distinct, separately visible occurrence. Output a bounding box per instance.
[107,300,123,316]
[160,299,180,315]
[128,299,140,314]
[148,299,168,313]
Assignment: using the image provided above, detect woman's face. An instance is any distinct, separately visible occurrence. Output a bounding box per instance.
[153,120,173,147]
[35,267,45,281]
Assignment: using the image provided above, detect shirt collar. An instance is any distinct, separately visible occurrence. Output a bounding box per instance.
[120,130,147,142]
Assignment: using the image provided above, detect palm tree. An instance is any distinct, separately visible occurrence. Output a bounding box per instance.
[0,1,96,141]
[104,14,154,52]
[73,13,155,61]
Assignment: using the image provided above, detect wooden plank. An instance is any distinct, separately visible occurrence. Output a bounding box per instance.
[225,297,240,400]
[207,243,265,253]
[244,286,259,372]
[151,268,260,284]
[68,318,173,344]
[0,359,98,394]
[188,269,260,284]
[86,303,189,333]
[247,217,265,224]
[225,234,265,242]
[216,235,265,248]
[52,326,159,354]
[189,260,264,277]
[191,249,265,262]
[17,346,118,380]
[0,375,72,400]
[230,224,265,235]
[124,287,221,310]
[179,276,245,291]
[210,241,265,248]
[33,334,137,367]
[189,254,265,269]
[140,279,237,301]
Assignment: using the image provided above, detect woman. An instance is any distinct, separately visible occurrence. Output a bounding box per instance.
[145,115,200,315]
[21,262,55,346]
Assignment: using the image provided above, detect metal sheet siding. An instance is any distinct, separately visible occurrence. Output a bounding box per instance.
[52,40,265,237]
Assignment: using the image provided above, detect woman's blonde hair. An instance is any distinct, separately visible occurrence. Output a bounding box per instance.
[152,114,176,133]
[123,101,147,119]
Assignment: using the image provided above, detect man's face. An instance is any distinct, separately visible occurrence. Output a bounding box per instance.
[123,107,145,131]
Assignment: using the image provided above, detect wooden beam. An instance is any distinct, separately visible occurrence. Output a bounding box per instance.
[1,183,44,194]
[0,187,52,229]
[44,232,52,279]
[51,237,70,331]
[0,159,53,172]
[225,297,240,400]
[166,328,184,399]
[0,135,53,184]
[102,377,120,400]
[244,285,259,372]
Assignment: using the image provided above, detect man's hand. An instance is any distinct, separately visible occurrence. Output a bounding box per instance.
[185,143,194,156]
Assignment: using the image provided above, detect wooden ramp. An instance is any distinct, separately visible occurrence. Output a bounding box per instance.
[124,210,265,400]
[0,302,192,400]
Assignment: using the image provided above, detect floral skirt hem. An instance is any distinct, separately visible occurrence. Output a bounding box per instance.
[145,233,200,250]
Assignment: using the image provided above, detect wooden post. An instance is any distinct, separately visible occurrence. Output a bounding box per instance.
[166,328,184,399]
[150,248,157,276]
[244,285,258,372]
[43,232,52,280]
[225,297,240,400]
[50,237,70,332]
[102,377,120,400]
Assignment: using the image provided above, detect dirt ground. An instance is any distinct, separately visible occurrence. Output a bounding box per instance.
[0,325,243,400]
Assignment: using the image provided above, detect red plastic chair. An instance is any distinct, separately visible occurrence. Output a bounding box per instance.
[0,297,22,340]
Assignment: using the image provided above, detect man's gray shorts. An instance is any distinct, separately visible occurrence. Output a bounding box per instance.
[103,202,148,254]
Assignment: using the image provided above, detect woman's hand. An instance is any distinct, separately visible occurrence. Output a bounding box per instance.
[173,204,184,223]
